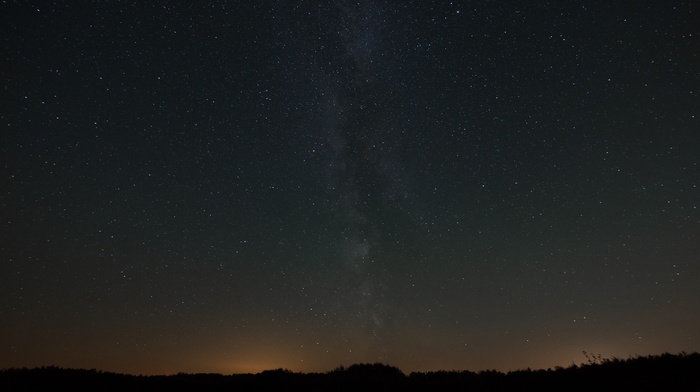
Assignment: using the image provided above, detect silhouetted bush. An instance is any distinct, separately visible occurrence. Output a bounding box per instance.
[2,352,699,391]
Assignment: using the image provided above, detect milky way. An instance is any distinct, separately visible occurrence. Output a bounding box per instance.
[1,1,699,374]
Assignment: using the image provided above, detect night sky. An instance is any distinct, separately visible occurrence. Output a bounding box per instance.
[2,1,699,375]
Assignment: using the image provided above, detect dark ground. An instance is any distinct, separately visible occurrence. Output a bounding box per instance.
[1,352,699,391]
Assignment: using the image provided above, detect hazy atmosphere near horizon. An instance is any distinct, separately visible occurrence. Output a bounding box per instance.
[1,1,699,375]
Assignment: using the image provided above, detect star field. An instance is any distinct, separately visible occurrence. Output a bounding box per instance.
[1,1,699,375]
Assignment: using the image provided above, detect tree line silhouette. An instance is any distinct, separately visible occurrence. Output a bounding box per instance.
[1,352,698,391]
